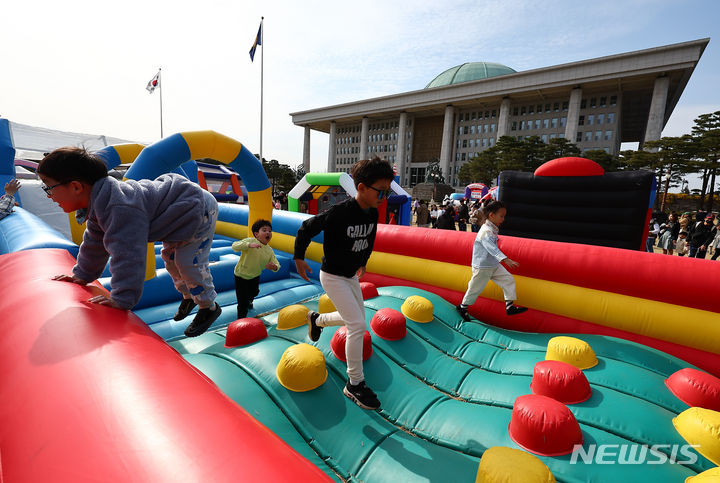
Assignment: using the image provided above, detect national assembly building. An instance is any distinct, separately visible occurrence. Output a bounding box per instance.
[290,38,709,188]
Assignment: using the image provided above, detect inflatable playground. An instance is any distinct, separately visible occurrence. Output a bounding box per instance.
[2,121,720,482]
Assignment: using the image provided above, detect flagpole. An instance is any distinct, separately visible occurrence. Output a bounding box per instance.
[158,67,164,139]
[259,17,264,163]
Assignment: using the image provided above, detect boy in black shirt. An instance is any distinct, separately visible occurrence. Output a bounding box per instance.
[294,157,394,410]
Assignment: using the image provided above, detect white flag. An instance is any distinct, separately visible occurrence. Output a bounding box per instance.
[146,71,160,93]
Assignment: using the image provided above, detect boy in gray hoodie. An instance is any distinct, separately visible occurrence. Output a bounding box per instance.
[37,147,221,337]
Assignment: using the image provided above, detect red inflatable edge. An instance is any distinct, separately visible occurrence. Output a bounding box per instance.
[0,249,331,482]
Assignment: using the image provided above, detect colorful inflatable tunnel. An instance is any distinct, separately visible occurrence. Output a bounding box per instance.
[497,157,656,250]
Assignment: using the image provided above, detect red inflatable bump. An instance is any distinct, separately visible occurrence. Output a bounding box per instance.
[225,318,268,347]
[534,157,605,177]
[509,394,583,456]
[370,308,407,340]
[360,282,379,299]
[530,360,592,404]
[666,368,720,412]
[330,327,373,362]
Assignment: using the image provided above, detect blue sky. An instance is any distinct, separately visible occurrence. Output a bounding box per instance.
[0,0,717,186]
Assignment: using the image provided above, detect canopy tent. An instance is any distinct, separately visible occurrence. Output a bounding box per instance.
[7,120,140,161]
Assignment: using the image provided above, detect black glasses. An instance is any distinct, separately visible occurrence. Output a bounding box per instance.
[366,184,393,200]
[41,181,68,195]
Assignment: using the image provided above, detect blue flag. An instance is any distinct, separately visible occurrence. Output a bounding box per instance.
[249,23,262,61]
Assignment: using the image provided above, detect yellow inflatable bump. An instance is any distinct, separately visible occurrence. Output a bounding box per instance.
[318,294,336,313]
[277,304,310,330]
[686,467,720,482]
[476,446,556,483]
[674,407,720,466]
[545,336,598,370]
[276,343,327,392]
[401,295,434,323]
[181,131,243,165]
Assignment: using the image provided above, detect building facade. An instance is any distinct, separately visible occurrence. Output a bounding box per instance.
[290,39,708,187]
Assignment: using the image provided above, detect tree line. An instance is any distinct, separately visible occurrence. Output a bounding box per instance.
[458,111,720,212]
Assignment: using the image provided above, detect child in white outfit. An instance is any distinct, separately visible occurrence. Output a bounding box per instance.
[456,200,527,321]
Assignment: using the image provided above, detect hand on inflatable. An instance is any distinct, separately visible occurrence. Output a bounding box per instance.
[503,258,520,269]
[4,178,20,196]
[53,274,88,285]
[249,242,261,248]
[294,259,311,281]
[266,262,278,270]
[356,266,366,278]
[88,294,125,309]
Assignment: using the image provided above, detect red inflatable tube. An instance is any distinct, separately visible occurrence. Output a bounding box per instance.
[374,225,720,313]
[362,272,720,377]
[0,249,331,483]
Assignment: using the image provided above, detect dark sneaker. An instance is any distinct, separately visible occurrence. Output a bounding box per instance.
[306,310,322,341]
[456,305,471,322]
[343,381,381,410]
[173,298,197,321]
[185,303,222,337]
[506,305,528,316]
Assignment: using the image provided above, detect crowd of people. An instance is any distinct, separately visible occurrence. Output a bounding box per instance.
[411,197,486,233]
[648,210,720,260]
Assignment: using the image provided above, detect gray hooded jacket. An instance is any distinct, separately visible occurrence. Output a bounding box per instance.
[73,174,212,308]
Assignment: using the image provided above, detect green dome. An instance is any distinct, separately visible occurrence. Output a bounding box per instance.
[425,62,516,88]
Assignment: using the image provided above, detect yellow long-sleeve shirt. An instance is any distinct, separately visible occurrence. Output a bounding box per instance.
[231,237,280,280]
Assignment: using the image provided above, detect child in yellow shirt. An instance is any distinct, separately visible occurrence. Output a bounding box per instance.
[232,219,280,319]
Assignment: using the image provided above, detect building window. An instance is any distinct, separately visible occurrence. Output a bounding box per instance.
[485,110,490,118]
[409,168,426,187]
[470,125,475,134]
[492,110,496,118]
[521,106,526,115]
[554,102,559,112]
[551,118,558,128]
[461,153,466,161]
[513,107,519,116]
[543,119,549,129]
[484,125,489,133]
[585,132,592,141]
[550,133,556,139]
[489,138,494,146]
[519,121,524,131]
[562,101,569,111]
[511,121,517,131]
[576,132,583,142]
[600,97,607,108]
[490,124,496,132]
[594,131,602,141]
[579,115,584,126]
[464,126,469,135]
[529,105,534,114]
[590,97,597,108]
[541,134,548,143]
[535,120,541,130]
[610,95,617,106]
[469,139,474,148]
[587,114,594,126]
[580,99,587,109]
[597,114,604,125]
[560,117,567,127]
[607,113,615,124]
[462,139,467,148]
[605,130,612,141]
[482,138,487,147]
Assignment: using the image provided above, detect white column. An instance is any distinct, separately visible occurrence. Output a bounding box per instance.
[327,121,337,172]
[439,105,455,183]
[396,112,408,186]
[564,87,583,143]
[302,126,311,173]
[643,76,670,145]
[360,117,369,160]
[496,97,511,138]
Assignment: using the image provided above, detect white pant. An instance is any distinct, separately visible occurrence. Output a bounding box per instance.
[318,271,366,385]
[461,264,516,306]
